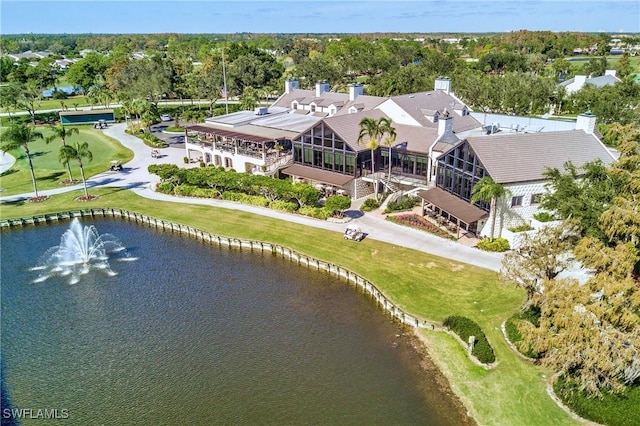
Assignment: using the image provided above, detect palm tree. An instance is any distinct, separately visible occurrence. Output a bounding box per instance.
[470,176,508,239]
[378,117,397,180]
[1,123,44,197]
[357,117,381,197]
[46,123,79,183]
[59,141,93,199]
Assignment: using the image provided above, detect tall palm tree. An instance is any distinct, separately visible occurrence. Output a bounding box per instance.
[46,123,79,183]
[470,176,508,239]
[59,141,93,199]
[378,117,397,180]
[357,117,382,198]
[1,123,44,197]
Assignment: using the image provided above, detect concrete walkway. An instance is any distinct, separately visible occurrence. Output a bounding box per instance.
[0,123,504,271]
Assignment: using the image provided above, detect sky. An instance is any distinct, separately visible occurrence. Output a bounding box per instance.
[1,0,639,35]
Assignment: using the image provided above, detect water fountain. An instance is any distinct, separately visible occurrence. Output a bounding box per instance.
[31,218,136,284]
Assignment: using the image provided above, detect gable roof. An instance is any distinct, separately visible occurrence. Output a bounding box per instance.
[322,109,390,153]
[559,74,621,89]
[466,130,616,184]
[384,91,480,132]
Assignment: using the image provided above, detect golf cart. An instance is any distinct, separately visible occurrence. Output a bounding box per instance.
[344,224,364,241]
[110,160,123,172]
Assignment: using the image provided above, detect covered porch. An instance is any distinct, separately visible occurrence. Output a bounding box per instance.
[282,164,354,197]
[417,187,488,236]
[185,125,291,173]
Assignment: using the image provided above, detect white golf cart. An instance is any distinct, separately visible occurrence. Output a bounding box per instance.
[344,224,364,241]
[110,160,123,171]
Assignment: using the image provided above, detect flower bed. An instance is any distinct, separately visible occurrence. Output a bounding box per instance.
[386,214,456,240]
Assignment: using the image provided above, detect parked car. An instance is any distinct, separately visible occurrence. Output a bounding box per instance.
[160,114,172,122]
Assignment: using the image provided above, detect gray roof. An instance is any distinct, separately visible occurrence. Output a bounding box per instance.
[466,130,616,184]
[559,74,621,89]
[386,91,481,132]
[323,110,390,153]
[272,89,349,110]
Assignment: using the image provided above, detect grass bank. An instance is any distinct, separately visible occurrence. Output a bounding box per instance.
[0,188,580,425]
[0,126,134,196]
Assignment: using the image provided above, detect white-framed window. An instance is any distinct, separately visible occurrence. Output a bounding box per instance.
[310,104,317,113]
[291,101,299,110]
[511,196,523,207]
[530,193,543,205]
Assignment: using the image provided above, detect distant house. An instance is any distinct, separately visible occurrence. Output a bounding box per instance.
[559,70,621,94]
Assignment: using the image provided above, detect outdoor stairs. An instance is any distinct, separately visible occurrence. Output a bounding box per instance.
[380,178,400,193]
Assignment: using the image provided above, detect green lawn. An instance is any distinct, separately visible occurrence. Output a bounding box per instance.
[0,126,134,195]
[0,188,581,425]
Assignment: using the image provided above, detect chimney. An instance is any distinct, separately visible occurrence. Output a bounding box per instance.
[349,83,364,101]
[574,75,587,85]
[576,111,596,135]
[315,81,330,97]
[438,114,453,136]
[285,78,299,94]
[434,77,452,94]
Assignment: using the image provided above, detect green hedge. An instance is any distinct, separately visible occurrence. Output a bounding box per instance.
[477,237,510,252]
[533,211,555,222]
[360,198,381,212]
[383,195,419,213]
[221,191,269,207]
[443,315,496,364]
[298,206,331,220]
[504,306,542,359]
[554,378,640,426]
[269,200,299,212]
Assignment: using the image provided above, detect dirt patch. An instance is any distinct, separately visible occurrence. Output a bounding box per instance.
[449,262,465,272]
[75,195,101,202]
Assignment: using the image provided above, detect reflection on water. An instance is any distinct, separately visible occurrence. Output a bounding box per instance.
[1,219,473,425]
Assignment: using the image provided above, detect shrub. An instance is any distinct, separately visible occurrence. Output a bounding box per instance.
[533,211,554,222]
[298,206,331,220]
[509,223,534,232]
[270,200,299,212]
[360,198,381,212]
[477,237,510,252]
[384,195,419,213]
[155,181,175,194]
[324,195,351,217]
[443,315,496,364]
[199,162,206,168]
[173,184,198,197]
[184,156,189,164]
[386,214,455,240]
[192,188,219,198]
[504,306,542,359]
[221,191,268,207]
[554,377,640,426]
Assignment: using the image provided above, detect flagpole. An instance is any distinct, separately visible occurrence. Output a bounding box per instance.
[221,47,229,115]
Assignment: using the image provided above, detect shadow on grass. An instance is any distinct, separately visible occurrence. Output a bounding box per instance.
[39,171,66,182]
[0,168,19,177]
[16,150,51,160]
[0,198,26,207]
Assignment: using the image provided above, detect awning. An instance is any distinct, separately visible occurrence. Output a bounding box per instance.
[281,164,354,187]
[417,187,488,224]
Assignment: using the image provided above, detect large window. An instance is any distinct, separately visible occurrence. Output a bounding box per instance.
[292,122,356,176]
[436,141,489,208]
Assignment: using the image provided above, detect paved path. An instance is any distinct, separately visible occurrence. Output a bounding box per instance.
[1,123,504,271]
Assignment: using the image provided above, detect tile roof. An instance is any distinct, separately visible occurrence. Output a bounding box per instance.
[466,130,616,184]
